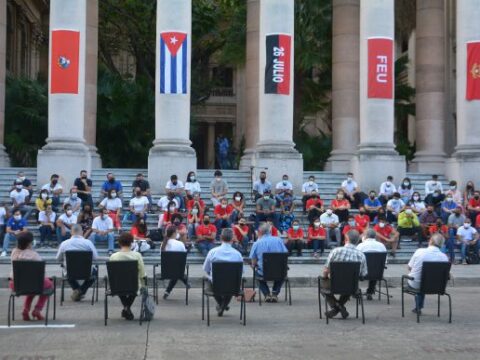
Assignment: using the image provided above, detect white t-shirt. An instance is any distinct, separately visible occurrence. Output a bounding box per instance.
[0,207,6,225]
[302,181,319,194]
[275,181,293,191]
[129,196,149,213]
[157,196,179,211]
[164,238,187,252]
[42,183,63,194]
[341,179,358,194]
[408,246,449,288]
[63,196,82,209]
[100,197,123,211]
[92,216,114,231]
[357,239,387,253]
[38,211,56,223]
[185,181,201,194]
[58,214,77,229]
[320,213,339,226]
[411,201,426,213]
[10,189,30,205]
[379,182,396,196]
[425,180,443,195]
[457,226,478,242]
[165,180,184,190]
[386,199,405,214]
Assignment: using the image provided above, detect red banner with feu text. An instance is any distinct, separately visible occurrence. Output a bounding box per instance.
[467,41,480,101]
[50,30,80,94]
[368,38,393,99]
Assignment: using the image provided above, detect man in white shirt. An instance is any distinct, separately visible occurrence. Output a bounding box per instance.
[157,193,179,211]
[89,208,115,255]
[57,224,98,301]
[56,204,78,242]
[63,187,82,216]
[275,174,293,205]
[386,192,405,223]
[129,187,149,222]
[320,208,341,248]
[425,174,443,196]
[10,180,33,219]
[42,174,63,210]
[302,175,319,212]
[456,218,479,265]
[379,175,396,205]
[407,233,449,314]
[165,174,185,210]
[357,229,387,300]
[340,172,366,208]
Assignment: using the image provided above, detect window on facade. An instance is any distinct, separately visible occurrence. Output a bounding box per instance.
[20,21,30,77]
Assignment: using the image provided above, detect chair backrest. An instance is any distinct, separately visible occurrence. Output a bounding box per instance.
[65,251,93,280]
[211,262,243,296]
[106,260,138,296]
[330,262,361,295]
[262,252,288,281]
[420,261,451,294]
[12,260,46,296]
[160,251,187,280]
[364,252,387,281]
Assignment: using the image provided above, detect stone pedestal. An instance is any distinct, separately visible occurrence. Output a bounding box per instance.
[0,0,10,167]
[148,0,196,191]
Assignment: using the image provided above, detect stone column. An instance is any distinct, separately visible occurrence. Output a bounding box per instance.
[410,0,446,173]
[84,0,101,168]
[37,0,92,188]
[254,0,303,191]
[148,0,196,191]
[239,0,260,169]
[0,0,10,166]
[351,0,405,192]
[446,0,480,186]
[326,0,359,172]
[207,122,215,168]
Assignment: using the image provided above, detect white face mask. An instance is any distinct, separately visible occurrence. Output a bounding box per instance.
[263,196,270,200]
[19,177,25,181]
[216,177,221,182]
[386,182,391,187]
[309,180,314,186]
[71,193,78,199]
[169,206,176,212]
[450,186,456,190]
[446,197,453,202]
[413,196,419,201]
[348,221,355,227]
[405,209,413,215]
[15,185,22,190]
[379,222,386,228]
[176,233,180,240]
[66,210,73,216]
[347,177,353,183]
[403,182,409,186]
[41,193,48,200]
[293,225,299,231]
[111,193,117,198]
[283,180,288,185]
[14,215,22,221]
[235,196,241,202]
[326,209,333,215]
[191,209,198,215]
[314,222,320,228]
[221,204,227,209]
[190,176,196,182]
[464,223,470,229]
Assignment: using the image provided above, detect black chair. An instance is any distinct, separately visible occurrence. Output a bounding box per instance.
[60,251,99,306]
[153,251,189,305]
[364,252,391,304]
[252,252,291,305]
[318,261,364,324]
[202,262,246,326]
[401,261,452,323]
[104,260,139,326]
[8,260,56,327]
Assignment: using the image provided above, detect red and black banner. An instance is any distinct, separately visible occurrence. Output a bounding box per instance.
[467,41,480,101]
[265,34,291,95]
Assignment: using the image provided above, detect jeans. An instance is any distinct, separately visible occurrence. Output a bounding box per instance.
[165,276,188,294]
[233,235,250,255]
[311,239,325,254]
[51,196,61,211]
[174,195,184,210]
[256,270,284,296]
[415,293,425,310]
[39,225,54,244]
[214,218,231,240]
[89,233,115,251]
[442,228,456,262]
[56,227,71,243]
[188,223,199,239]
[68,267,97,295]
[255,212,279,230]
[3,233,16,252]
[197,241,215,256]
[288,240,303,256]
[207,280,232,308]
[230,210,242,224]
[307,209,323,225]
[131,212,147,223]
[326,228,341,247]
[461,241,480,261]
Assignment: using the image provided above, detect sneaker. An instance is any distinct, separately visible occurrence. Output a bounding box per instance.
[389,252,396,258]
[71,289,81,302]
[216,305,224,317]
[366,293,373,301]
[271,294,278,303]
[313,252,319,258]
[125,308,134,320]
[121,309,128,319]
[412,308,422,315]
[1,251,7,257]
[325,308,340,319]
[163,291,170,300]
[264,295,272,303]
[339,305,349,319]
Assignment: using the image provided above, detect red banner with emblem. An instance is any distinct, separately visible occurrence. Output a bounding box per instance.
[50,30,80,94]
[368,37,393,99]
[467,41,480,101]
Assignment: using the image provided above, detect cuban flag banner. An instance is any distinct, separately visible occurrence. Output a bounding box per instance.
[160,31,188,94]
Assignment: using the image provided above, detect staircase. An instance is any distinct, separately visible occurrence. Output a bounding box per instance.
[0,167,453,264]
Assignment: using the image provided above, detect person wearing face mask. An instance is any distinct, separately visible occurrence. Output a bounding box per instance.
[424,174,443,196]
[195,215,217,256]
[1,209,27,257]
[73,170,93,209]
[214,198,234,241]
[301,176,319,213]
[445,180,462,205]
[279,192,295,234]
[463,181,475,204]
[230,191,245,224]
[340,172,366,209]
[56,204,78,243]
[41,174,63,211]
[331,190,351,223]
[308,219,326,257]
[373,217,399,257]
[171,214,188,244]
[320,208,341,248]
[130,217,152,254]
[419,205,439,247]
[89,208,115,255]
[131,173,153,210]
[398,177,414,204]
[342,216,362,240]
[9,180,33,220]
[210,170,229,207]
[275,174,293,205]
[232,217,250,255]
[186,192,206,212]
[286,220,304,256]
[456,218,480,265]
[467,190,480,224]
[306,190,324,225]
[424,190,445,216]
[165,174,185,211]
[161,225,189,300]
[441,193,458,223]
[364,191,382,222]
[429,219,449,240]
[77,204,94,239]
[63,187,82,216]
[409,192,426,215]
[184,171,202,199]
[398,205,421,246]
[35,189,52,216]
[11,171,33,199]
[158,192,180,212]
[101,172,123,199]
[38,205,56,248]
[158,201,179,230]
[386,192,405,223]
[354,207,370,233]
[129,186,149,223]
[99,189,123,231]
[187,204,204,240]
[253,171,272,201]
[255,190,279,230]
[445,206,465,263]
[379,176,396,206]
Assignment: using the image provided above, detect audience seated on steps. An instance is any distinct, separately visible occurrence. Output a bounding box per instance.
[56,204,77,243]
[89,208,115,255]
[101,172,123,199]
[2,208,27,257]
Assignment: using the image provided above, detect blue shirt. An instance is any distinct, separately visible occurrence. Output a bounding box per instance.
[203,243,243,279]
[101,180,123,193]
[249,235,288,275]
[364,198,381,208]
[7,217,27,231]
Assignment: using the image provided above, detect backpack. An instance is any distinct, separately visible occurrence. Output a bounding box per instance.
[465,246,480,264]
[140,287,155,322]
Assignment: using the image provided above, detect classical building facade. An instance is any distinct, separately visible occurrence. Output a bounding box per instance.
[1,0,480,192]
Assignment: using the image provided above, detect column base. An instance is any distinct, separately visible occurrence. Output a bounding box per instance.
[88,145,102,169]
[239,148,256,170]
[409,152,446,174]
[446,148,480,186]
[351,150,406,193]
[37,142,92,189]
[325,150,355,172]
[0,145,11,167]
[148,143,197,193]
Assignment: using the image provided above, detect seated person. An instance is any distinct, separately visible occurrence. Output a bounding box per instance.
[441,194,458,223]
[275,175,293,205]
[386,192,405,223]
[56,204,78,243]
[77,204,94,239]
[424,190,445,216]
[306,190,324,225]
[38,205,56,247]
[456,218,479,265]
[354,207,370,233]
[373,217,399,257]
[186,192,206,212]
[184,171,201,200]
[364,191,382,222]
[187,204,203,240]
[172,214,188,244]
[341,172,365,209]
[42,174,63,210]
[409,192,426,215]
[379,175,396,205]
[99,189,122,231]
[210,170,228,207]
[63,187,82,216]
[342,215,363,239]
[158,192,179,212]
[109,233,145,321]
[398,177,414,204]
[10,180,33,219]
[301,175,319,212]
[161,225,189,300]
[100,172,122,199]
[56,224,98,301]
[429,219,449,240]
[286,220,304,257]
[195,215,217,256]
[252,171,272,201]
[419,205,439,247]
[267,220,280,237]
[320,208,341,248]
[231,191,245,223]
[397,205,421,243]
[158,201,178,230]
[130,218,151,254]
[445,206,465,263]
[89,208,115,255]
[165,175,185,210]
[467,191,480,224]
[129,187,149,223]
[279,192,295,234]
[131,173,152,209]
[445,180,462,206]
[255,190,279,230]
[331,190,351,224]
[214,198,233,240]
[35,190,52,217]
[308,219,326,257]
[424,174,443,196]
[1,209,27,257]
[232,217,250,255]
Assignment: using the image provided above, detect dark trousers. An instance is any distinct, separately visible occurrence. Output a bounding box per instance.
[334,209,349,223]
[311,239,325,254]
[207,281,232,308]
[366,280,376,295]
[165,277,188,293]
[255,212,279,230]
[68,267,97,295]
[320,278,350,308]
[119,295,136,309]
[256,271,284,296]
[366,211,378,222]
[39,225,54,243]
[302,195,314,212]
[288,240,303,256]
[307,209,323,224]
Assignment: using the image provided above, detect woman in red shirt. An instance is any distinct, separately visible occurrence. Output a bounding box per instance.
[186,192,206,213]
[232,217,250,255]
[231,191,245,223]
[287,220,304,256]
[354,206,370,233]
[158,200,178,230]
[308,219,326,257]
[187,204,203,240]
[331,190,351,223]
[130,218,152,253]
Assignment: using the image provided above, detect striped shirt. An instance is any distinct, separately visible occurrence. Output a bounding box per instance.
[324,244,368,277]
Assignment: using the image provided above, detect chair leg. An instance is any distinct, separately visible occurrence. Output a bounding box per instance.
[446,293,452,323]
[96,274,99,302]
[324,295,329,325]
[356,296,359,318]
[378,281,381,301]
[437,294,441,317]
[318,279,322,319]
[417,301,420,324]
[240,295,243,320]
[7,295,12,327]
[53,287,56,320]
[185,274,189,306]
[45,296,50,326]
[104,294,108,326]
[259,288,262,306]
[12,296,15,321]
[288,280,292,306]
[401,288,405,317]
[360,294,365,325]
[91,279,95,306]
[206,296,210,327]
[284,282,288,302]
[243,295,246,326]
[61,279,65,306]
[201,288,205,321]
[384,279,390,305]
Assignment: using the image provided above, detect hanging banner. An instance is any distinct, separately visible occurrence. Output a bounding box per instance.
[265,34,291,95]
[466,41,480,101]
[368,37,393,99]
[160,31,188,94]
[50,30,80,94]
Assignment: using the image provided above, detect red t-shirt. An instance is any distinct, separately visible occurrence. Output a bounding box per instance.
[271,226,279,237]
[287,228,304,240]
[354,214,370,230]
[131,226,146,239]
[373,224,393,239]
[342,225,362,235]
[214,204,234,218]
[187,212,204,223]
[196,224,217,242]
[163,211,178,224]
[306,198,323,210]
[476,214,480,228]
[428,224,449,235]
[233,224,249,241]
[307,226,326,242]
[469,198,480,209]
[187,199,205,211]
[331,199,350,209]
